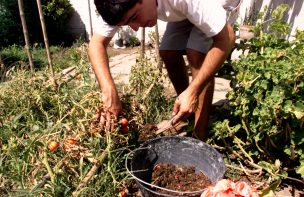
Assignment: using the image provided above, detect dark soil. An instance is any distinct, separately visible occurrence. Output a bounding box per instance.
[138,124,158,142]
[151,163,212,195]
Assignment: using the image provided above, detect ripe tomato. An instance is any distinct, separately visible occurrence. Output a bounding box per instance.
[65,138,77,145]
[120,118,128,127]
[48,141,59,152]
[118,191,127,197]
[120,126,129,134]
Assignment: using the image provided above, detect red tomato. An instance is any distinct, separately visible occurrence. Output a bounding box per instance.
[118,191,127,197]
[48,141,59,152]
[120,118,128,127]
[120,126,129,134]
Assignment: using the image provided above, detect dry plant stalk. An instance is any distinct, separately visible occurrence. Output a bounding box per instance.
[72,146,110,196]
[72,112,114,196]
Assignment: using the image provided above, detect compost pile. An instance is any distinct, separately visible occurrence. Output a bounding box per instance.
[151,163,212,195]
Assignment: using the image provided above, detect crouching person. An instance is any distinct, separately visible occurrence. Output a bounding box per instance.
[89,0,239,141]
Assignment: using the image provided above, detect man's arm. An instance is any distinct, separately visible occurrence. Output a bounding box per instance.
[190,22,235,93]
[89,34,122,118]
[172,22,235,123]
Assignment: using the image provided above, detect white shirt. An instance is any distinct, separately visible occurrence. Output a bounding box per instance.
[94,0,240,38]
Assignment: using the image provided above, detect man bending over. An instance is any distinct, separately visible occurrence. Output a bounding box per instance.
[89,0,240,140]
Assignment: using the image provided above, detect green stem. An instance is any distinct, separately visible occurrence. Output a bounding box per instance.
[226,163,261,174]
[234,137,254,163]
[223,123,244,159]
[254,138,266,154]
[42,152,55,184]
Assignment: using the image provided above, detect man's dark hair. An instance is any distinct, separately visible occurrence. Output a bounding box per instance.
[94,0,140,26]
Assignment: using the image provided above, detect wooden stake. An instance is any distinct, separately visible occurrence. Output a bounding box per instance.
[154,22,163,70]
[36,0,55,78]
[140,27,145,58]
[18,0,34,73]
[88,0,93,39]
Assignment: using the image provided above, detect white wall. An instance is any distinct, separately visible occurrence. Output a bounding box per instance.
[68,0,304,41]
[68,0,90,40]
[238,0,304,37]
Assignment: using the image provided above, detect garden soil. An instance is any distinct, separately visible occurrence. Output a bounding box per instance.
[151,163,211,195]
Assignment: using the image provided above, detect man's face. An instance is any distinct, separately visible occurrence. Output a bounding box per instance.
[118,0,158,31]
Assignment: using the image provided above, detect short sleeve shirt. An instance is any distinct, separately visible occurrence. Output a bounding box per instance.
[94,0,239,38]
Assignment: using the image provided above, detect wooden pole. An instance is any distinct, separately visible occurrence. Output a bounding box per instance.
[154,22,163,70]
[36,0,55,78]
[88,0,93,39]
[140,27,145,58]
[18,0,34,73]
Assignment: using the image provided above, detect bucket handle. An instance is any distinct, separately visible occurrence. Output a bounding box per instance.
[125,147,207,195]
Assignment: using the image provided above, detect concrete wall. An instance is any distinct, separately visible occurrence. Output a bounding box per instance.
[238,0,304,38]
[68,0,304,41]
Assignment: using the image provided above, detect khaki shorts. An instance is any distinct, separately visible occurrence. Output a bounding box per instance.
[159,0,241,54]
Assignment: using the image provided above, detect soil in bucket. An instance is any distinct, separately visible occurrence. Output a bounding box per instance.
[128,136,226,197]
[151,163,212,195]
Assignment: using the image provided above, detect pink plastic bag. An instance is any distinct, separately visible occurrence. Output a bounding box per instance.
[201,179,259,197]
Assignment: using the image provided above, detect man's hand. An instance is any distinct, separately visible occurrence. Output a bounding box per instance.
[89,34,121,132]
[101,85,122,130]
[171,23,235,126]
[90,86,122,134]
[171,87,199,125]
[102,85,122,116]
[91,106,120,134]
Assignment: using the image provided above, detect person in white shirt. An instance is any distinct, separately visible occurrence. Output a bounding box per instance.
[89,0,240,140]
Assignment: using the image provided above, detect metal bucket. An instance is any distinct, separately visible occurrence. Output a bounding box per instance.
[126,136,226,197]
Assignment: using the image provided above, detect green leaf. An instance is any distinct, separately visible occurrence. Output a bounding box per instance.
[258,161,276,174]
[296,158,304,179]
[296,165,304,179]
[264,72,271,79]
[283,101,304,120]
[260,179,282,197]
[259,80,269,90]
[293,101,304,120]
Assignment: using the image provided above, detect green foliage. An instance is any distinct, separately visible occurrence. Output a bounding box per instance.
[0,41,86,79]
[127,36,140,47]
[42,0,74,45]
[129,57,174,124]
[268,4,290,36]
[252,4,290,38]
[0,0,23,47]
[210,4,304,184]
[0,0,73,47]
[0,51,99,196]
